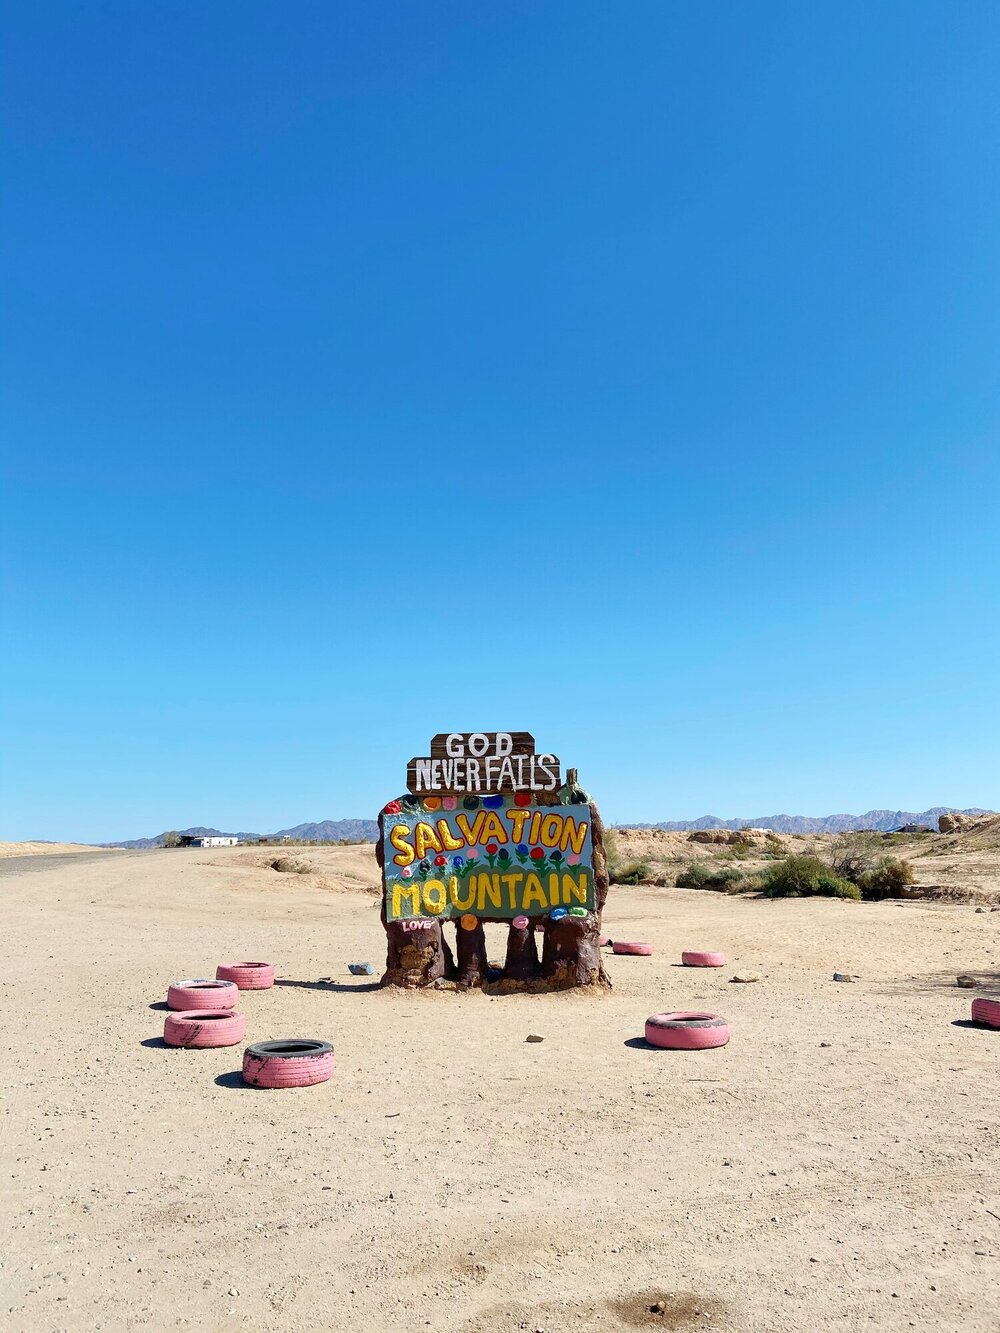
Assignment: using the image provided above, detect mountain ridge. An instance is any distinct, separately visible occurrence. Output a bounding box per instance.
[619,807,994,834]
[102,806,996,847]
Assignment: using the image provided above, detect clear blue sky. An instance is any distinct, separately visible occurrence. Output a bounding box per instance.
[2,3,998,842]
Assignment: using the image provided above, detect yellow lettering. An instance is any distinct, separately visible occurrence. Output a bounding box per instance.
[414,822,443,860]
[450,875,475,912]
[505,808,531,841]
[501,871,523,909]
[478,811,508,843]
[528,811,542,842]
[422,879,446,914]
[475,871,502,912]
[389,824,415,867]
[436,818,464,851]
[563,871,588,905]
[456,811,486,846]
[522,873,546,910]
[540,813,563,848]
[391,882,420,919]
[561,817,588,856]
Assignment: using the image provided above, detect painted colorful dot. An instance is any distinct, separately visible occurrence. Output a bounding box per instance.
[460,914,478,931]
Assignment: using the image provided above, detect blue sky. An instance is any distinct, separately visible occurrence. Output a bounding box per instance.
[2,2,998,841]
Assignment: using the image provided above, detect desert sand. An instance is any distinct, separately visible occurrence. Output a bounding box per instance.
[0,842,123,858]
[2,842,999,1332]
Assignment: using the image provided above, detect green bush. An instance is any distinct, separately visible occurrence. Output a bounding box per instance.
[675,861,713,887]
[676,862,761,893]
[614,859,653,885]
[760,855,860,900]
[857,856,915,901]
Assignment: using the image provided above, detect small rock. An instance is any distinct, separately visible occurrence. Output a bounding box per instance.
[957,975,978,988]
[348,963,374,976]
[832,972,854,982]
[525,1034,544,1043]
[820,1041,832,1048]
[731,972,760,983]
[228,1288,239,1297]
[651,1301,666,1313]
[976,907,986,914]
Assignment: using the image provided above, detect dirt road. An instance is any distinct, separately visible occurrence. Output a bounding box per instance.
[2,846,998,1331]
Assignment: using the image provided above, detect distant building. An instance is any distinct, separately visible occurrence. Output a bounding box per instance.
[178,834,239,848]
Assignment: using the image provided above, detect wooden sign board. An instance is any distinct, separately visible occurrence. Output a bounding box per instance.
[383,803,595,922]
[407,731,561,796]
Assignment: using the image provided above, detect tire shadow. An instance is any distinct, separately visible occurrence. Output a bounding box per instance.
[148,1001,170,1011]
[140,1037,168,1048]
[624,1036,655,1049]
[952,1018,998,1030]
[214,1071,255,1090]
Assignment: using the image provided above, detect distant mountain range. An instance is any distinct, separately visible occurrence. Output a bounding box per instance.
[620,807,994,835]
[104,819,379,849]
[103,806,996,848]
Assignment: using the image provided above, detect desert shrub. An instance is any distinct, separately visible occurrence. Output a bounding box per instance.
[761,855,860,900]
[856,856,915,901]
[675,861,713,887]
[829,832,884,883]
[614,859,654,885]
[676,862,761,893]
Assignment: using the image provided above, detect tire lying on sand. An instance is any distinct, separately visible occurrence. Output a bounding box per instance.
[971,997,1000,1029]
[644,1012,730,1050]
[681,950,726,968]
[242,1039,335,1088]
[167,979,239,1011]
[163,1009,247,1048]
[613,941,653,956]
[215,962,276,990]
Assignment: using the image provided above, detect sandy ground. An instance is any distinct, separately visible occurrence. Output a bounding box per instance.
[0,843,123,859]
[3,845,1000,1333]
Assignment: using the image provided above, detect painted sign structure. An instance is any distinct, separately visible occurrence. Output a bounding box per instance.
[377,733,610,992]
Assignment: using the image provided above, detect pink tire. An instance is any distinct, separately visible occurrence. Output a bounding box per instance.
[971,998,1000,1029]
[681,950,726,968]
[167,978,238,1011]
[645,1012,730,1050]
[598,935,612,947]
[613,941,653,956]
[242,1039,335,1088]
[215,961,276,990]
[163,1009,247,1048]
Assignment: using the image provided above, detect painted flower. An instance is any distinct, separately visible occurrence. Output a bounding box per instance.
[442,796,458,810]
[463,796,479,810]
[434,855,447,867]
[400,866,412,878]
[514,792,532,807]
[567,853,580,866]
[550,851,563,864]
[483,795,504,809]
[486,842,499,855]
[383,800,401,815]
[515,844,529,856]
[419,859,431,874]
[452,855,464,868]
[466,852,478,863]
[423,796,442,812]
[530,847,545,861]
[497,848,510,862]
